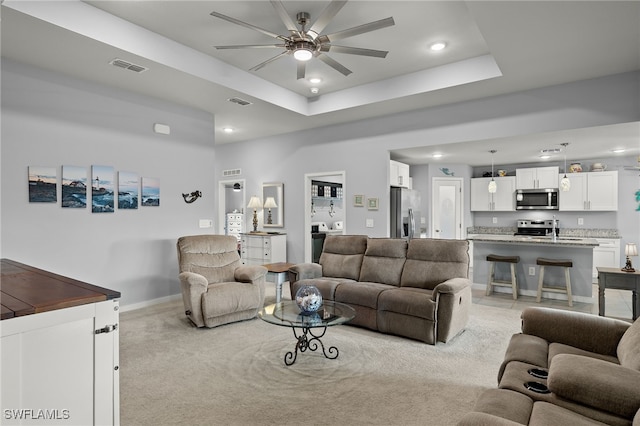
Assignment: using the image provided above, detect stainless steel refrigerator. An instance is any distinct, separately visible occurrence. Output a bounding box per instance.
[390,187,421,239]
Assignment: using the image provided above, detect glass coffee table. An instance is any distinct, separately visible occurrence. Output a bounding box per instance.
[258,301,356,366]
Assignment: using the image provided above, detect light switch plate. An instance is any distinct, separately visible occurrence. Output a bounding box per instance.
[529,267,536,276]
[199,219,213,228]
[492,217,497,224]
[365,219,374,228]
[578,217,584,225]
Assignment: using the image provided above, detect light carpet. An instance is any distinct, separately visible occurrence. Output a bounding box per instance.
[120,289,523,426]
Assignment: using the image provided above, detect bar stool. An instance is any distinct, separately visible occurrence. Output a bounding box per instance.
[486,254,520,300]
[536,258,573,307]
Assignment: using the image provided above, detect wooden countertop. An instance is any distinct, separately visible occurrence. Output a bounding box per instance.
[1,259,120,320]
[468,234,599,247]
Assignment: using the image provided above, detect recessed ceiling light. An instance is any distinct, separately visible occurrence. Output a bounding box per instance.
[432,153,443,159]
[222,127,234,133]
[309,77,322,84]
[310,87,319,94]
[540,155,551,159]
[430,42,446,51]
[612,148,626,153]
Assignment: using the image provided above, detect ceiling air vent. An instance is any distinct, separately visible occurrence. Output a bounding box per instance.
[223,169,242,177]
[109,58,148,73]
[227,97,252,106]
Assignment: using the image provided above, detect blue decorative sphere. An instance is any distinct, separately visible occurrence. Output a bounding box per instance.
[295,285,323,314]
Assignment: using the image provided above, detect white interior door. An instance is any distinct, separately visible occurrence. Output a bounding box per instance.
[431,177,463,239]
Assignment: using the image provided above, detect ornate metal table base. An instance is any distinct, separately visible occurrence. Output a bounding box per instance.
[284,326,339,366]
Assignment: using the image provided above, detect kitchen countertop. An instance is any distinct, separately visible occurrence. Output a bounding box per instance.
[468,234,599,247]
[467,226,620,239]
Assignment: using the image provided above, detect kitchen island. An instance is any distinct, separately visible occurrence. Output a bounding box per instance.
[469,235,599,302]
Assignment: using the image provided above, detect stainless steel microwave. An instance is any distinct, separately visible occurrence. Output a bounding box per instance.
[515,188,559,210]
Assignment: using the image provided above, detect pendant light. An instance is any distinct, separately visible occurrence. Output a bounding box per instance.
[560,142,571,191]
[488,150,497,193]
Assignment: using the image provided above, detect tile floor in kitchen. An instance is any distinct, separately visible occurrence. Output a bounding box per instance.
[473,284,634,323]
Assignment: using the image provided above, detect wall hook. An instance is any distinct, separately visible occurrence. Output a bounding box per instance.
[182,190,202,204]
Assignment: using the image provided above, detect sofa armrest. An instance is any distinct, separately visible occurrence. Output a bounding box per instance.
[431,277,472,300]
[521,307,630,356]
[178,271,208,327]
[234,265,267,283]
[288,263,322,283]
[548,354,640,419]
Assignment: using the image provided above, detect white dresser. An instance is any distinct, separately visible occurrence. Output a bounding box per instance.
[240,233,287,266]
[226,212,244,241]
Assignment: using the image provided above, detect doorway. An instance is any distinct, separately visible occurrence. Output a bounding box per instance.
[304,171,346,263]
[218,179,246,236]
[431,177,463,239]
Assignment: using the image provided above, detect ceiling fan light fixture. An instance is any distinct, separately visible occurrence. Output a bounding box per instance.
[293,46,313,61]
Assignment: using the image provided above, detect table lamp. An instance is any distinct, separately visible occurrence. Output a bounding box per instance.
[263,197,278,225]
[622,243,637,272]
[247,196,262,232]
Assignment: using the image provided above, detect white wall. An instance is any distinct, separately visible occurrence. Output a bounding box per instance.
[3,60,638,306]
[214,71,639,264]
[1,60,216,307]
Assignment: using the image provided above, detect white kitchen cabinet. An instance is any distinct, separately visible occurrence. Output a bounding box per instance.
[516,166,559,189]
[470,177,516,211]
[593,238,620,283]
[240,233,287,265]
[390,160,410,188]
[558,171,618,211]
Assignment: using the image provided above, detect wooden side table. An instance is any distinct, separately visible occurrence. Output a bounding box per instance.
[263,262,295,303]
[597,266,640,320]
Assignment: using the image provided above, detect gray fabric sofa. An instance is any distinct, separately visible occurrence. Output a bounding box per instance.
[288,235,472,344]
[458,307,640,425]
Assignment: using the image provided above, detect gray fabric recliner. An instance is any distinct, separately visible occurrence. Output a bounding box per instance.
[177,235,266,328]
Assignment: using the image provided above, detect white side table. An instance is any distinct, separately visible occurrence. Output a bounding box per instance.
[263,262,295,303]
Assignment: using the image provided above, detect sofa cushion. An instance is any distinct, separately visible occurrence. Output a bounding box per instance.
[617,317,640,371]
[469,388,534,426]
[400,238,469,290]
[292,278,352,301]
[202,281,262,318]
[334,282,391,309]
[359,238,407,286]
[530,401,611,426]
[319,235,368,280]
[377,287,436,321]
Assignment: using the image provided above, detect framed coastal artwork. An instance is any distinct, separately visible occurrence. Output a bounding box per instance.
[353,194,365,207]
[142,177,160,206]
[61,165,87,208]
[118,171,139,209]
[28,166,57,203]
[91,165,115,213]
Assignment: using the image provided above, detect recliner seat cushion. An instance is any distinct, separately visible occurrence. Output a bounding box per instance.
[359,238,407,286]
[377,287,436,321]
[334,282,391,309]
[202,281,262,318]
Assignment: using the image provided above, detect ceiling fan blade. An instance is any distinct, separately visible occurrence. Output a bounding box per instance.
[319,45,388,58]
[317,54,352,76]
[307,0,348,40]
[297,61,306,80]
[210,11,288,42]
[215,44,286,50]
[270,1,302,38]
[249,51,289,72]
[318,17,395,43]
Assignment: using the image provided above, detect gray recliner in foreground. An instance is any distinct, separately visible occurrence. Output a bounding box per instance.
[177,235,266,328]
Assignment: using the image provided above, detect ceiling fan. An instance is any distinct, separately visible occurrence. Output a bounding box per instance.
[210,0,395,79]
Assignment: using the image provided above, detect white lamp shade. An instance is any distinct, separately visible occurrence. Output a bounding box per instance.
[263,197,278,208]
[487,179,497,193]
[247,196,262,209]
[625,243,638,257]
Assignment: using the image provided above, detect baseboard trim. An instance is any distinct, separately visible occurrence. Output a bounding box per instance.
[120,293,182,313]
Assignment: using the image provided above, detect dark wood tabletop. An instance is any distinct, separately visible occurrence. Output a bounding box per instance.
[1,258,120,320]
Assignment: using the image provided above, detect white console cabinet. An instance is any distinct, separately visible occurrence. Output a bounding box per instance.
[240,233,287,265]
